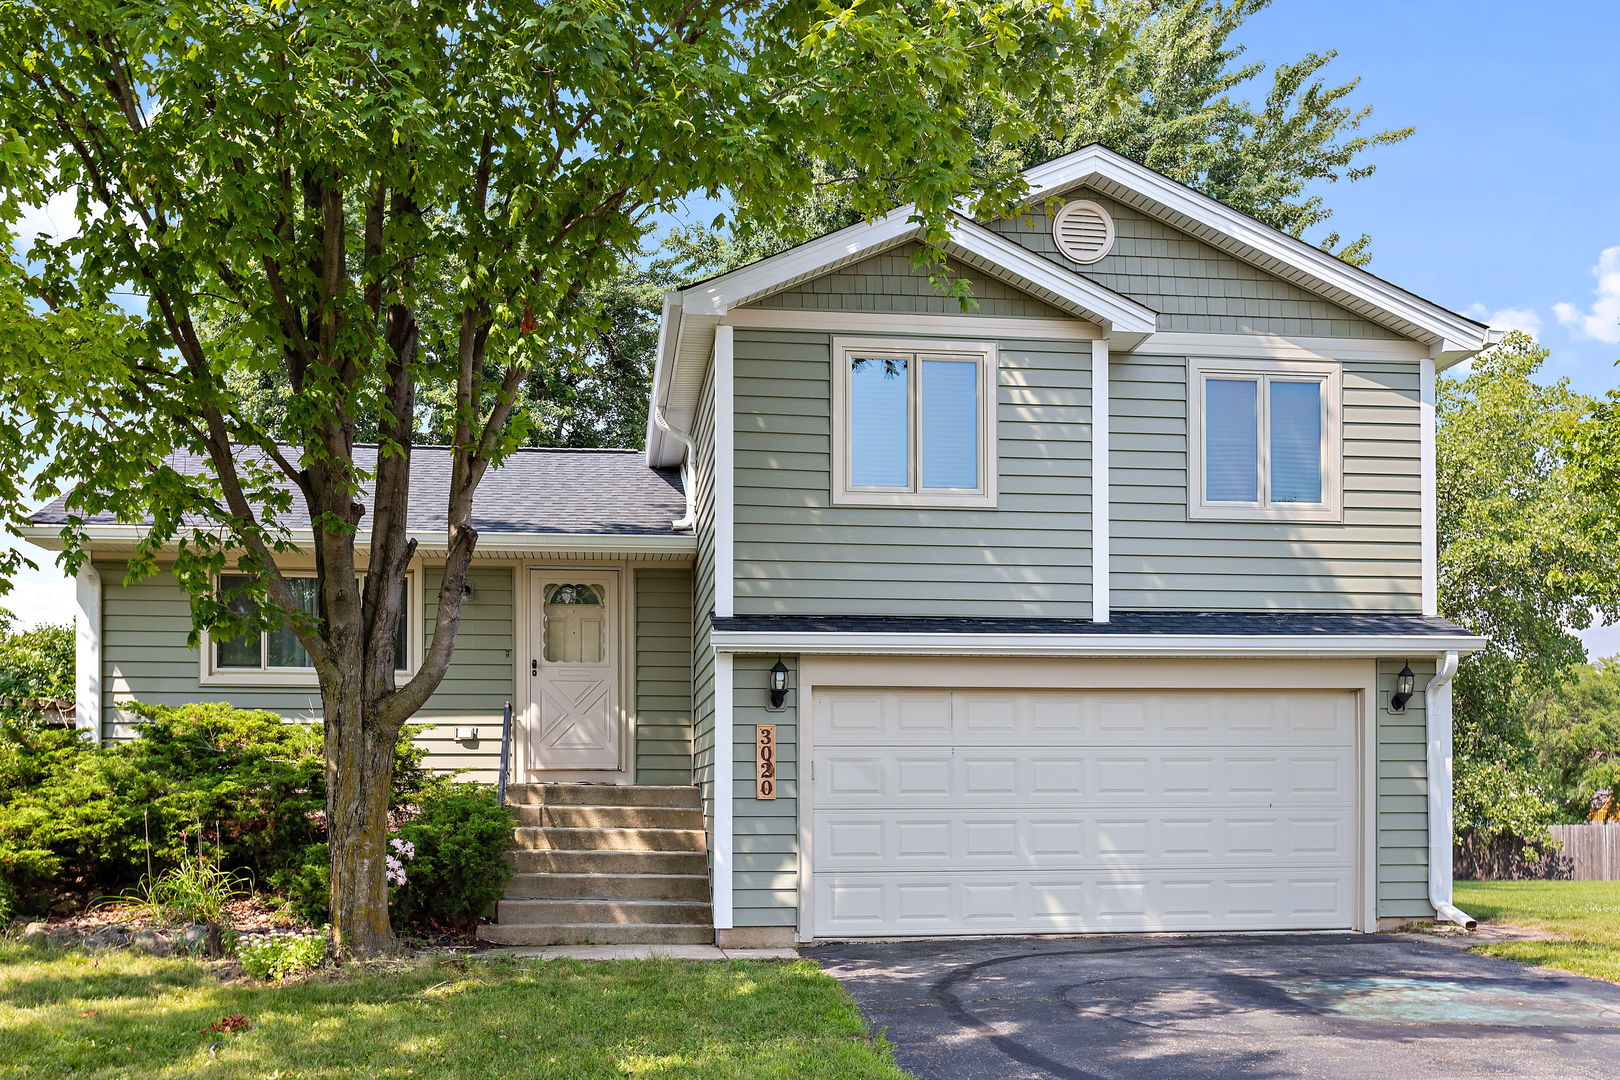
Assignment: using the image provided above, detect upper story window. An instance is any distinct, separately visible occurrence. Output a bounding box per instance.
[831,336,998,508]
[1188,358,1342,522]
[204,570,418,685]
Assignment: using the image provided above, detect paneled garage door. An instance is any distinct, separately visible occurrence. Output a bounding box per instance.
[809,687,1359,937]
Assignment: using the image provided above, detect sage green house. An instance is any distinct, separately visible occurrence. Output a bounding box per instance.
[27,145,1496,946]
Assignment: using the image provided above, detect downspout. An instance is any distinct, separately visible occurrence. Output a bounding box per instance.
[653,404,698,531]
[1426,650,1476,928]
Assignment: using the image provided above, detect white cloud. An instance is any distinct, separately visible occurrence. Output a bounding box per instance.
[1554,246,1620,344]
[1464,303,1543,338]
[0,539,75,628]
[12,186,82,246]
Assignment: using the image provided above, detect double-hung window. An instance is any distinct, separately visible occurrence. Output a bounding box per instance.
[831,337,997,507]
[204,571,418,685]
[1189,358,1342,521]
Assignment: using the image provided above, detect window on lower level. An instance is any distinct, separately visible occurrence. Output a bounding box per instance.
[832,337,998,507]
[1189,358,1342,522]
[208,572,414,682]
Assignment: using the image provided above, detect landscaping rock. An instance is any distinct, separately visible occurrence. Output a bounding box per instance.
[179,925,211,954]
[85,925,130,951]
[46,925,82,948]
[21,921,48,947]
[131,928,174,956]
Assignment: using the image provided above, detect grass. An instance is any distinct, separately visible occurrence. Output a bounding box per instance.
[1454,880,1620,982]
[0,943,908,1080]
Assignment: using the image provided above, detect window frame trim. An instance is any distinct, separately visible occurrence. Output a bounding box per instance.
[1186,356,1343,523]
[199,565,425,687]
[830,335,999,509]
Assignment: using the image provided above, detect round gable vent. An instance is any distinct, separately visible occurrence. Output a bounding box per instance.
[1051,199,1115,264]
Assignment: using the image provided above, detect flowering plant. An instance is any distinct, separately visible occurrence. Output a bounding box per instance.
[385,836,415,887]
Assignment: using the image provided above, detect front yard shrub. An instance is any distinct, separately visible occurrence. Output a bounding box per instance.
[391,782,515,927]
[237,928,329,980]
[268,843,331,925]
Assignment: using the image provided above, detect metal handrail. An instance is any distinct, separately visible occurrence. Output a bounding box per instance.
[497,700,512,805]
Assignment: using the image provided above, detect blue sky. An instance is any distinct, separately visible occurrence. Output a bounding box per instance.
[11,0,1620,653]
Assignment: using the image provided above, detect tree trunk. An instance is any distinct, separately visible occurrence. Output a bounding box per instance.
[324,685,401,956]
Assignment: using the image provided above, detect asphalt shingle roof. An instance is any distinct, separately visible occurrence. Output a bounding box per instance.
[28,447,686,537]
[711,612,1476,637]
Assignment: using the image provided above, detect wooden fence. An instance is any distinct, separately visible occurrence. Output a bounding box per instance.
[1456,823,1620,881]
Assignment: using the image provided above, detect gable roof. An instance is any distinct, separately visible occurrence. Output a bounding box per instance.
[647,144,1498,467]
[24,447,689,548]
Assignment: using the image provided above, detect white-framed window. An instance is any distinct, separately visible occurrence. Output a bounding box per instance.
[1187,357,1342,522]
[830,336,998,507]
[200,569,422,686]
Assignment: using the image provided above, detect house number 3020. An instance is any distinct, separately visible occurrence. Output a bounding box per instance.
[755,725,777,800]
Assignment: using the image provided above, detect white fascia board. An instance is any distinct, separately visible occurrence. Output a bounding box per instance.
[945,216,1156,341]
[17,524,697,556]
[1021,146,1491,353]
[710,630,1487,658]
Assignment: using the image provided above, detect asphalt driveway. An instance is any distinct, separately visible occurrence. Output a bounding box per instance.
[813,934,1620,1080]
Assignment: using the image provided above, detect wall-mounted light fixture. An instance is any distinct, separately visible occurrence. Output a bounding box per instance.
[1390,663,1416,712]
[769,657,789,710]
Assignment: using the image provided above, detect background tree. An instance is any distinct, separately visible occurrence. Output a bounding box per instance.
[0,0,1121,954]
[1526,660,1620,822]
[1437,332,1620,843]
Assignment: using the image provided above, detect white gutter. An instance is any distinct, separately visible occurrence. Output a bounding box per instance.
[74,564,102,743]
[1426,650,1475,928]
[709,631,1487,658]
[652,404,698,530]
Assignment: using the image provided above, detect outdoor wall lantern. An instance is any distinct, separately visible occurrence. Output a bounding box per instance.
[769,657,789,710]
[1390,663,1416,712]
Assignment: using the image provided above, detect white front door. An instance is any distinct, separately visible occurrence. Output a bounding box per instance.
[810,686,1358,937]
[527,571,621,772]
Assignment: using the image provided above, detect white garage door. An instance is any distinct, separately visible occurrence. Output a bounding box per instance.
[810,687,1358,937]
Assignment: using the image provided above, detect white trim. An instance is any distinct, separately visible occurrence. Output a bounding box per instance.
[1051,198,1115,263]
[1425,651,1474,927]
[199,565,424,688]
[1186,357,1344,523]
[723,308,1100,341]
[830,336,999,509]
[1092,338,1110,623]
[711,631,1486,657]
[1019,145,1491,353]
[1360,682,1378,932]
[1419,356,1439,616]
[714,326,735,620]
[1126,331,1427,363]
[74,564,102,742]
[713,650,735,930]
[18,525,696,557]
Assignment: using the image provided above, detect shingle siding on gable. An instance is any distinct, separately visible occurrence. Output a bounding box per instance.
[988,191,1403,339]
[747,241,1071,319]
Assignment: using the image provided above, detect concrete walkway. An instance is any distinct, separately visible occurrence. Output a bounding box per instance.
[480,944,798,961]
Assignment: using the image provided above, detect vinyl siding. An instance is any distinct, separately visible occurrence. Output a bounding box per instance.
[751,241,1069,318]
[1379,656,1435,921]
[96,562,516,782]
[1111,354,1423,611]
[989,191,1401,339]
[731,654,797,927]
[690,365,719,845]
[634,567,694,785]
[732,327,1093,618]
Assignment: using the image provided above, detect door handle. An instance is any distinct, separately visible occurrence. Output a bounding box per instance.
[531,659,538,676]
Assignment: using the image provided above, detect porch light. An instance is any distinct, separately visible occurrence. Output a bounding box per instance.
[1391,663,1416,712]
[769,658,789,710]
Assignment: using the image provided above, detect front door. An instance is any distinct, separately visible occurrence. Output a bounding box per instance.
[527,570,621,772]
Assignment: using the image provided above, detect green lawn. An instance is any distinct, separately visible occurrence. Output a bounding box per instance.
[1454,880,1620,982]
[0,944,907,1080]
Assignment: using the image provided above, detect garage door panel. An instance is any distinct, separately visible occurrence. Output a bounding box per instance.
[816,809,1354,870]
[814,869,1357,936]
[814,749,1354,806]
[811,686,1359,936]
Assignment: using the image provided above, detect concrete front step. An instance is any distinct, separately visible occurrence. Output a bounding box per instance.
[496,897,713,926]
[505,872,711,901]
[511,803,701,830]
[511,826,706,853]
[508,848,708,875]
[506,783,700,809]
[478,922,715,946]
